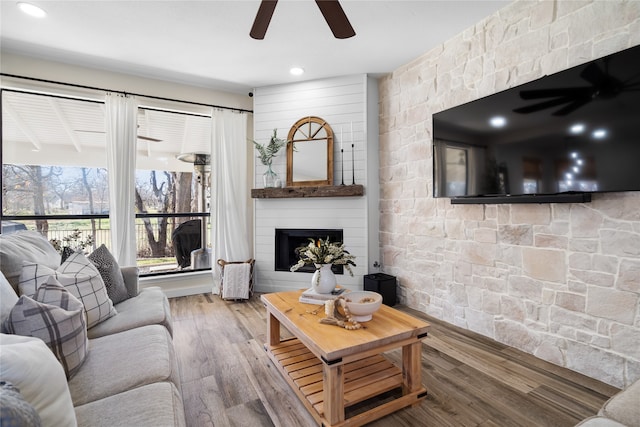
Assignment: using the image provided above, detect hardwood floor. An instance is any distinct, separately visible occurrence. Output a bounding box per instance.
[169,294,619,427]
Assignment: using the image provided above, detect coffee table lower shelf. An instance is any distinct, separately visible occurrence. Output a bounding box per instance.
[265,338,424,426]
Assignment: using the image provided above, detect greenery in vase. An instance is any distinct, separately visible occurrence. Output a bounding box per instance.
[290,237,356,277]
[253,128,287,168]
[49,229,94,254]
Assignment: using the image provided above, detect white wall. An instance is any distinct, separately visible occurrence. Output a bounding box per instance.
[252,74,379,293]
[379,0,640,388]
[0,52,252,112]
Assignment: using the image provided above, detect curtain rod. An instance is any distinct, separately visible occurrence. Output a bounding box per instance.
[0,73,253,114]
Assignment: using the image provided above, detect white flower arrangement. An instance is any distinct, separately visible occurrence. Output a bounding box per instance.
[290,237,356,275]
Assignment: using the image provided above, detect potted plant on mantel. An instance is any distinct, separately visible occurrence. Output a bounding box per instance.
[253,129,287,188]
[290,237,357,294]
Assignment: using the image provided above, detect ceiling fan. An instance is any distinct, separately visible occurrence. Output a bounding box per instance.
[250,0,355,40]
[74,129,162,143]
[513,59,640,116]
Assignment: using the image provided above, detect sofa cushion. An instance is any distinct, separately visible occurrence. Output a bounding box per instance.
[575,416,627,426]
[0,381,42,427]
[599,379,640,426]
[0,272,18,332]
[74,382,186,427]
[88,244,130,304]
[0,333,77,427]
[4,277,88,379]
[19,252,116,329]
[87,287,173,339]
[67,324,180,406]
[0,230,60,290]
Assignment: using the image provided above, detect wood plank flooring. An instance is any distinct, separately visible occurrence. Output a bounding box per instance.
[169,294,619,427]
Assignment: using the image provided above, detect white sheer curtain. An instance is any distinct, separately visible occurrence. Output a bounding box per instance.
[105,93,138,266]
[211,110,251,267]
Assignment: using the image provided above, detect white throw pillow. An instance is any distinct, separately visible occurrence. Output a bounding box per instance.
[0,230,61,288]
[0,333,77,427]
[19,252,116,329]
[0,271,18,331]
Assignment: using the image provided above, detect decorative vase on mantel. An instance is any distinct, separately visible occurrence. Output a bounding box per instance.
[263,163,278,188]
[312,263,337,294]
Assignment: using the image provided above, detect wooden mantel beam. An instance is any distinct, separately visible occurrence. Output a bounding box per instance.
[251,184,363,199]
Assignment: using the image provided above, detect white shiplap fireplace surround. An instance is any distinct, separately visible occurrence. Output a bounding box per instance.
[252,75,380,294]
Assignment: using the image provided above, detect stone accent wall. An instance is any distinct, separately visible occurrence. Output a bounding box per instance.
[378,0,640,388]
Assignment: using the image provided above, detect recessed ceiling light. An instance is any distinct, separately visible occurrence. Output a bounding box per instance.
[17,2,46,18]
[289,67,304,76]
[489,116,506,128]
[592,128,607,139]
[570,123,585,134]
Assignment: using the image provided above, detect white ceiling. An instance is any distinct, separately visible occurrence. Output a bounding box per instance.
[0,0,510,94]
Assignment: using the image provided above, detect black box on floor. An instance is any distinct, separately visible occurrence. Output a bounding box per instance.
[363,273,397,306]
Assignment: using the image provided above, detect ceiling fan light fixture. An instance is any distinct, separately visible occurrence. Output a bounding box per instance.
[489,116,507,128]
[289,67,304,76]
[17,2,46,18]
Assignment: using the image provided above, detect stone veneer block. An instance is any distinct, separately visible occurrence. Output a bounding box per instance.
[601,230,640,257]
[555,292,586,313]
[617,259,640,292]
[511,204,551,225]
[570,205,604,238]
[522,247,566,283]
[586,287,638,325]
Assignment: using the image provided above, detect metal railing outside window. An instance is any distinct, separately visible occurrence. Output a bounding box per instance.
[0,212,211,276]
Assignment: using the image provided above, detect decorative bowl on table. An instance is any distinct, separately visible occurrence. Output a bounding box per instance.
[344,291,383,322]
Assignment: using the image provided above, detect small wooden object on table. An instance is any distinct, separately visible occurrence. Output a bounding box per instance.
[261,290,430,427]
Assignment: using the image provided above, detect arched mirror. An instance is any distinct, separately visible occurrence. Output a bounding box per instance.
[286,116,334,187]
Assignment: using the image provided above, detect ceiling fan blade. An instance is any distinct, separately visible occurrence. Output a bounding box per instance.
[250,0,278,40]
[552,96,592,116]
[581,62,606,86]
[513,96,575,114]
[315,0,355,39]
[75,129,105,134]
[137,135,163,142]
[519,87,592,100]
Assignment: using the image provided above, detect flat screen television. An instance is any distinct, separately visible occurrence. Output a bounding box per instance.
[433,44,640,204]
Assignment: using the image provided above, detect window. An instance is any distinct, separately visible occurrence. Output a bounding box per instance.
[133,108,212,274]
[1,89,212,275]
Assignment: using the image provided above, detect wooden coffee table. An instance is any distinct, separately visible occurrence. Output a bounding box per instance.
[261,290,430,427]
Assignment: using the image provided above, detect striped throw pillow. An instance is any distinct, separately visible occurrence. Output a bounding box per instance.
[4,277,88,379]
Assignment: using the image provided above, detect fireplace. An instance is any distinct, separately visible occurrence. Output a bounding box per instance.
[275,228,344,274]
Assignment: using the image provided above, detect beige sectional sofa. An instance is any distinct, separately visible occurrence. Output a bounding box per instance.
[0,230,185,427]
[576,379,640,427]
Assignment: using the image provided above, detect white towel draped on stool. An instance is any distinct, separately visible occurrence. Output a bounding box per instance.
[222,263,251,300]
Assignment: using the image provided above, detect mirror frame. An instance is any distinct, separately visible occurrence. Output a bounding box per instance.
[286,116,334,187]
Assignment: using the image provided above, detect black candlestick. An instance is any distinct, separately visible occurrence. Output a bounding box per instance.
[351,143,355,185]
[340,148,345,185]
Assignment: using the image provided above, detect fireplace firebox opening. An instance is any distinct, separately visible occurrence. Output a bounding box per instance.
[275,228,344,274]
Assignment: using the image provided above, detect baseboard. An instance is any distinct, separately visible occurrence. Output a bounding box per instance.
[140,271,214,298]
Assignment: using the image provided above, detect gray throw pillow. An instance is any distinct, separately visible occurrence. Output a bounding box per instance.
[88,244,130,304]
[0,381,42,427]
[4,277,88,379]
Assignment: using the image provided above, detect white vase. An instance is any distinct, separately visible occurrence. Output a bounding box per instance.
[312,264,336,294]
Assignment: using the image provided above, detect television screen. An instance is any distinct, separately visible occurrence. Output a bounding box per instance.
[433,44,640,202]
